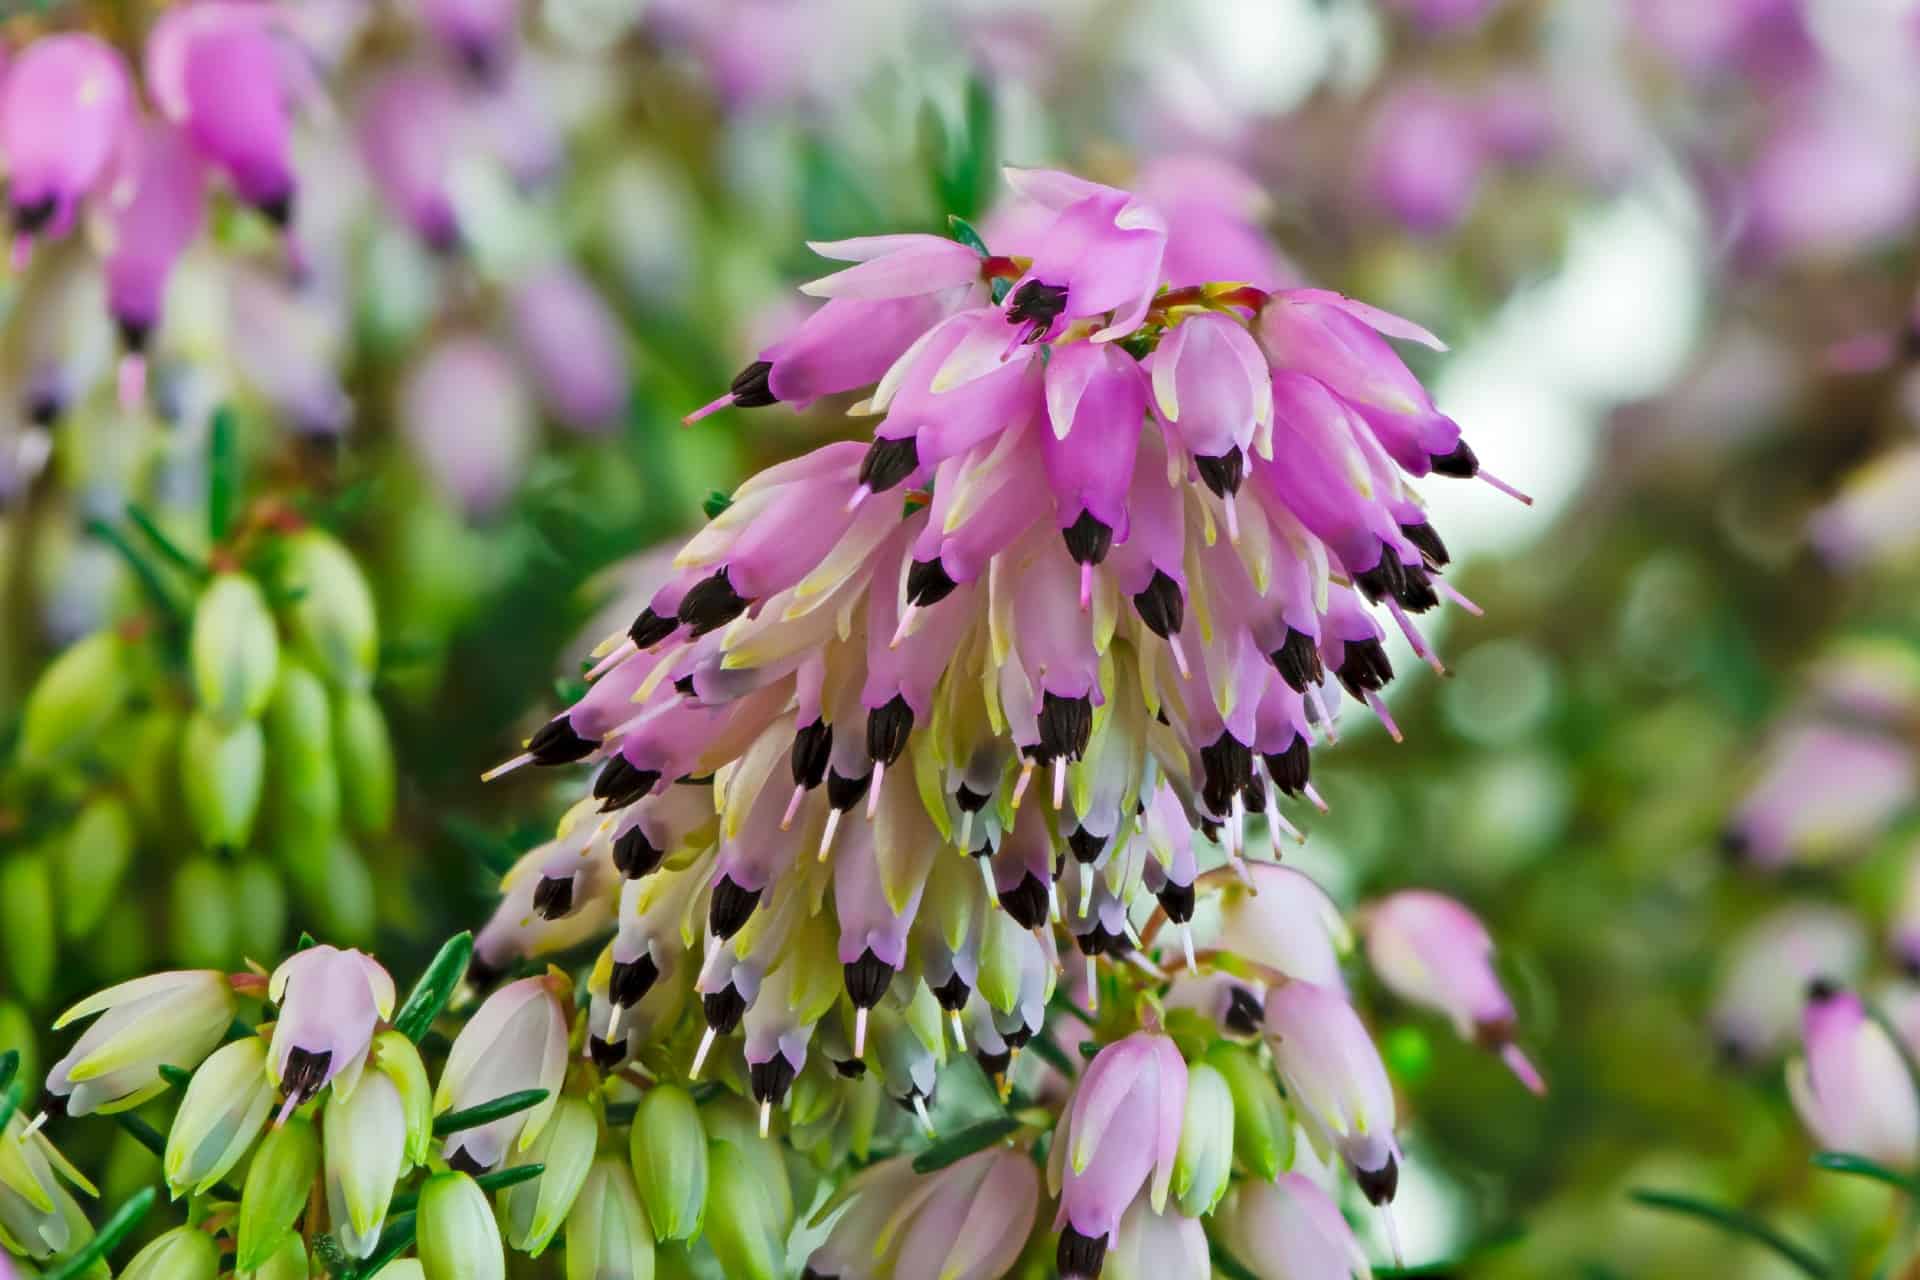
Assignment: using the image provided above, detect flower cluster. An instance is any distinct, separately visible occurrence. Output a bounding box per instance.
[449,165,1541,1275]
[3,491,396,1021]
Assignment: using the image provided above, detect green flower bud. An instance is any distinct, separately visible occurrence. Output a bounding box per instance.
[16,630,131,772]
[60,794,134,940]
[1,853,55,1005]
[503,1095,597,1256]
[0,1001,38,1090]
[702,1141,784,1280]
[976,908,1027,1016]
[180,711,265,849]
[325,1070,407,1259]
[628,1085,706,1243]
[124,708,184,838]
[567,1155,655,1280]
[371,1030,434,1167]
[165,1037,274,1198]
[265,661,341,841]
[334,688,396,834]
[119,1224,219,1280]
[1172,1061,1236,1216]
[191,572,281,726]
[169,857,236,970]
[699,1099,790,1237]
[90,898,153,983]
[231,860,288,962]
[417,1171,505,1280]
[279,529,379,690]
[237,1114,318,1270]
[1204,1042,1293,1182]
[283,838,375,946]
[237,1233,308,1280]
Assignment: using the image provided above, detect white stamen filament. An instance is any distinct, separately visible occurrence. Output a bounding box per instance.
[1304,782,1329,813]
[1168,634,1191,678]
[978,855,997,900]
[890,604,917,649]
[481,752,535,782]
[586,638,638,681]
[1052,757,1067,809]
[866,762,885,818]
[1012,761,1035,807]
[818,807,843,861]
[950,1011,967,1050]
[781,784,806,830]
[912,1093,934,1137]
[957,808,974,852]
[854,1006,870,1059]
[759,1100,771,1138]
[1086,957,1099,1012]
[1181,924,1197,975]
[691,1026,717,1079]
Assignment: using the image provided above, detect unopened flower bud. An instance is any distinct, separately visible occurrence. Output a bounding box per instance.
[1789,985,1920,1168]
[120,1224,219,1280]
[629,1084,706,1242]
[237,1115,318,1270]
[503,1096,597,1256]
[1172,1060,1236,1216]
[1,854,55,1006]
[280,530,379,690]
[371,1030,435,1167]
[190,572,281,727]
[325,1070,409,1258]
[265,662,342,843]
[15,629,131,772]
[565,1155,656,1280]
[180,711,266,849]
[171,856,237,971]
[1203,1042,1293,1183]
[334,689,397,835]
[418,1171,506,1280]
[165,1037,274,1197]
[703,1141,785,1280]
[48,971,236,1115]
[239,1233,308,1280]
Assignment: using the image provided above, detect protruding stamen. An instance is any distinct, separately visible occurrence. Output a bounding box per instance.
[1223,493,1240,543]
[854,1006,870,1059]
[1478,468,1532,505]
[1436,579,1485,616]
[1305,783,1329,813]
[1502,1042,1547,1095]
[1365,691,1404,743]
[481,752,535,782]
[1167,634,1191,679]
[1048,879,1062,924]
[950,1011,966,1050]
[19,1111,48,1140]
[117,354,146,413]
[1181,924,1197,975]
[911,1093,934,1136]
[682,391,735,425]
[844,484,872,512]
[978,854,997,900]
[1380,1203,1406,1268]
[1306,687,1337,743]
[818,808,843,861]
[1086,957,1099,1013]
[587,639,638,682]
[781,784,806,831]
[891,603,918,649]
[691,1026,717,1079]
[1052,757,1067,810]
[759,1100,771,1138]
[1079,870,1094,917]
[1012,760,1034,807]
[866,761,885,818]
[1272,810,1306,845]
[1079,562,1093,612]
[957,808,974,852]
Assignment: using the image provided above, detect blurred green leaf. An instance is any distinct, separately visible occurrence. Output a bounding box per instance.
[209,407,240,543]
[42,1186,156,1280]
[1629,1189,1830,1278]
[1811,1151,1916,1193]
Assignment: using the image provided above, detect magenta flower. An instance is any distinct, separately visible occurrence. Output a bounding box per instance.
[1788,985,1920,1168]
[400,334,537,518]
[267,945,397,1120]
[2,34,133,251]
[1711,904,1868,1065]
[510,267,631,434]
[1723,722,1915,869]
[99,119,209,407]
[1047,1031,1187,1277]
[419,0,519,78]
[1001,168,1168,344]
[1218,1174,1372,1280]
[1363,890,1544,1093]
[1265,981,1400,1204]
[357,67,465,252]
[1361,84,1487,237]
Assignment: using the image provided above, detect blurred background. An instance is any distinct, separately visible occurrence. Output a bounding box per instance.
[7,0,1920,1274]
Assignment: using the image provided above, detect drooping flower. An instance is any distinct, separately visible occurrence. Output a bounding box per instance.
[1216,1174,1373,1280]
[0,1106,97,1261]
[434,972,571,1172]
[164,1036,276,1197]
[46,970,236,1116]
[1723,722,1915,869]
[1048,1031,1188,1277]
[1710,904,1868,1065]
[1788,984,1920,1168]
[1264,981,1400,1205]
[266,945,396,1118]
[1361,890,1545,1093]
[1,34,133,252]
